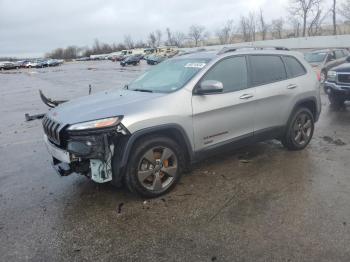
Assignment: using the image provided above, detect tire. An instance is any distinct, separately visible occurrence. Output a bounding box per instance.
[124,136,184,198]
[282,107,314,151]
[328,93,345,106]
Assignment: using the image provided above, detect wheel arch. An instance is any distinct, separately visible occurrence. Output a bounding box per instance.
[289,97,318,123]
[120,124,194,169]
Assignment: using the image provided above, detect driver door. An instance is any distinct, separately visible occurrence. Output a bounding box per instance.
[191,56,256,152]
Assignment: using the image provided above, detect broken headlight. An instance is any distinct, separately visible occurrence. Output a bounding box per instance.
[67,116,124,131]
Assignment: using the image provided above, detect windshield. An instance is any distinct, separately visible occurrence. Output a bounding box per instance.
[127,58,209,93]
[304,52,327,63]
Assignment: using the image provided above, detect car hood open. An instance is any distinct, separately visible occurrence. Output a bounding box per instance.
[46,88,165,125]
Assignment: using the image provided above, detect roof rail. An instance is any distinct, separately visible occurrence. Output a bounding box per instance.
[217,46,290,55]
[176,48,207,56]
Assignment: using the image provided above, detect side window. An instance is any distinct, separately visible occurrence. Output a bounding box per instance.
[335,50,344,59]
[201,56,247,92]
[250,55,287,86]
[283,56,306,78]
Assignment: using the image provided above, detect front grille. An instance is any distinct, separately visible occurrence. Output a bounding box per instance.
[337,73,350,84]
[42,115,62,145]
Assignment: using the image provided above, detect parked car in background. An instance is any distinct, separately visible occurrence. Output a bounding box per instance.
[304,49,349,83]
[146,54,166,65]
[76,57,90,61]
[25,60,45,68]
[15,60,30,68]
[120,55,141,66]
[0,61,17,70]
[41,47,321,197]
[324,55,350,106]
[47,59,60,67]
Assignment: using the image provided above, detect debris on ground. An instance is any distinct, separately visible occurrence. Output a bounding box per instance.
[25,113,45,121]
[322,136,347,146]
[117,203,124,214]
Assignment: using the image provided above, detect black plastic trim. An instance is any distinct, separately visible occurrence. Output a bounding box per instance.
[119,124,194,168]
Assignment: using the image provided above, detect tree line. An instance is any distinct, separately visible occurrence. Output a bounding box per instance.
[46,0,350,60]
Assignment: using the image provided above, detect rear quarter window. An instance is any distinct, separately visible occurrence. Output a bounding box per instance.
[249,55,287,86]
[283,56,306,78]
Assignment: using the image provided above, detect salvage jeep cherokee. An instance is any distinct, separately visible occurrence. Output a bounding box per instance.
[42,46,321,197]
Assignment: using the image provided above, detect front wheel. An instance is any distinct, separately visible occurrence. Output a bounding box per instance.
[282,107,314,150]
[124,136,184,197]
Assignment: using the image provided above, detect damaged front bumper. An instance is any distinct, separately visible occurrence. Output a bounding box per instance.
[43,123,129,184]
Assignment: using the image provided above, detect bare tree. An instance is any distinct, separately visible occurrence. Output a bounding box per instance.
[271,18,284,39]
[172,31,186,47]
[289,16,301,37]
[124,35,134,49]
[239,16,250,42]
[148,32,157,47]
[248,12,256,41]
[156,30,162,47]
[239,13,256,42]
[259,9,268,40]
[188,25,206,46]
[332,0,337,35]
[166,28,174,46]
[289,0,322,37]
[215,20,234,44]
[339,0,350,21]
[307,3,329,36]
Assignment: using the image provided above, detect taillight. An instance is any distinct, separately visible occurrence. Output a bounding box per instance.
[316,70,321,81]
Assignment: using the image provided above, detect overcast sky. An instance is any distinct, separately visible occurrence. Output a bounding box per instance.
[0,0,291,57]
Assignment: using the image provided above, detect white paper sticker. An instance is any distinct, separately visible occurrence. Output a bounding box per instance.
[185,63,206,68]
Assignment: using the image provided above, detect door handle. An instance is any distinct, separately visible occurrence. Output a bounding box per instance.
[239,94,254,99]
[287,84,297,89]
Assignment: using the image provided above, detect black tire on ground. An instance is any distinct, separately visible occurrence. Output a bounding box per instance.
[124,135,185,198]
[282,107,314,151]
[328,93,345,106]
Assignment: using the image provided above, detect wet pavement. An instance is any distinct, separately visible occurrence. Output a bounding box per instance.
[0,61,350,262]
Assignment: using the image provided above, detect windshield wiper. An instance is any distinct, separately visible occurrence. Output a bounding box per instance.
[132,88,153,93]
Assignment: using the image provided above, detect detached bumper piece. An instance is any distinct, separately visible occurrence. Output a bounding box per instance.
[53,162,72,176]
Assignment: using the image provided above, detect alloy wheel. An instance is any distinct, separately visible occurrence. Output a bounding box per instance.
[292,113,313,146]
[137,147,178,192]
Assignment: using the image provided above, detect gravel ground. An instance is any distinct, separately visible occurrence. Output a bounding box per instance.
[0,60,349,262]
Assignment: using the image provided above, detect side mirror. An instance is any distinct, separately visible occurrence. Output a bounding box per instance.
[196,80,224,94]
[346,56,350,63]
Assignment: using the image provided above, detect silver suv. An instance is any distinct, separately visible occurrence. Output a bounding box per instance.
[42,47,321,197]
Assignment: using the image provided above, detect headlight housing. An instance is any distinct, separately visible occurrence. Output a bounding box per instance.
[327,71,337,82]
[67,116,123,131]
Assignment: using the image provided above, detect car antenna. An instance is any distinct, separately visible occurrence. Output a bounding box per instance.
[88,84,92,95]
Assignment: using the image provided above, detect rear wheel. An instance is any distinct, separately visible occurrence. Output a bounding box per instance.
[282,107,314,150]
[125,136,184,197]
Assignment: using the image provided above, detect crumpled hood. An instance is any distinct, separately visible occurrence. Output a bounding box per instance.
[47,88,165,125]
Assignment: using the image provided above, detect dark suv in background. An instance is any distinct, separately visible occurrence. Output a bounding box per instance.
[304,49,349,83]
[324,55,350,106]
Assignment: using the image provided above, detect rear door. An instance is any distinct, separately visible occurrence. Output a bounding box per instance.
[192,56,256,151]
[249,55,304,134]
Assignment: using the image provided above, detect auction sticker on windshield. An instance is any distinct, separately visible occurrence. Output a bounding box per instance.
[184,63,206,68]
